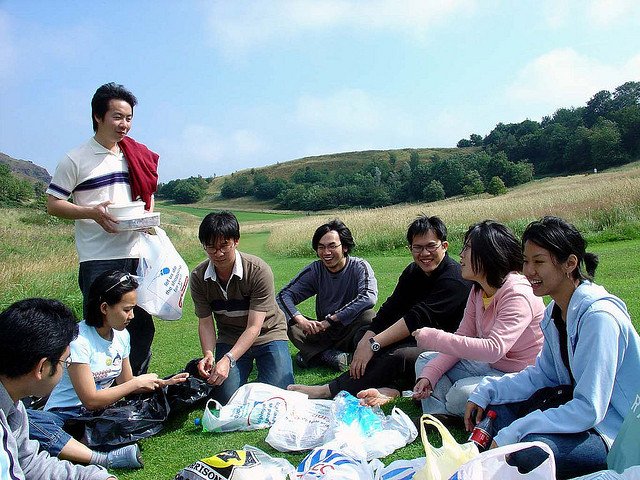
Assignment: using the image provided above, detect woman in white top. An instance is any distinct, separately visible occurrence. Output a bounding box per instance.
[28,270,187,470]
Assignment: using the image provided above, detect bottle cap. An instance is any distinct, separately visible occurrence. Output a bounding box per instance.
[194,417,201,426]
[487,410,497,419]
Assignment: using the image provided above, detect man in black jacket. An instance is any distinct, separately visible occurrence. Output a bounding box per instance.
[288,215,472,398]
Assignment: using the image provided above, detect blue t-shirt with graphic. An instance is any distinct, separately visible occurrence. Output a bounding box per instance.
[45,320,130,410]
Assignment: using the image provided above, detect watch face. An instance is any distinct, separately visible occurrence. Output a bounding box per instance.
[369,338,381,352]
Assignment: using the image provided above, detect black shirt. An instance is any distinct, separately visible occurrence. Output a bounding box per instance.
[370,253,472,335]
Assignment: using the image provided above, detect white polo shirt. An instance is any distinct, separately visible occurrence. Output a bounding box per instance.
[47,138,140,262]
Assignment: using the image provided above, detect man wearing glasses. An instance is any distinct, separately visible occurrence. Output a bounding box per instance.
[277,220,378,372]
[190,211,294,404]
[0,299,115,479]
[289,215,471,399]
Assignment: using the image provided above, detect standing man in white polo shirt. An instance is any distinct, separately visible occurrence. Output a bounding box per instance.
[46,82,159,375]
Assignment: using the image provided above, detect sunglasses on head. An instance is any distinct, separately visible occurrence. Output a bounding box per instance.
[104,273,135,294]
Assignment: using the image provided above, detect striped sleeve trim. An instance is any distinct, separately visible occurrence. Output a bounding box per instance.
[47,183,71,197]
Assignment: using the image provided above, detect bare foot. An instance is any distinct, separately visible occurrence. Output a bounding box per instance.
[356,387,400,407]
[287,384,331,399]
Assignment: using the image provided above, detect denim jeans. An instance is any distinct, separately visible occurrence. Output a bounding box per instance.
[489,401,608,479]
[27,407,84,456]
[214,340,295,405]
[79,258,155,375]
[415,351,504,416]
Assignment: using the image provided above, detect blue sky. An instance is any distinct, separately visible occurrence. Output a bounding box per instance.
[1,1,638,182]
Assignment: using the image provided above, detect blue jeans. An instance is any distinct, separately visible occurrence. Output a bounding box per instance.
[490,401,608,479]
[79,258,155,375]
[214,340,295,404]
[27,407,84,456]
[416,351,504,416]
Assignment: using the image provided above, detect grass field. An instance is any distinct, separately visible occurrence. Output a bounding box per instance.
[1,165,639,478]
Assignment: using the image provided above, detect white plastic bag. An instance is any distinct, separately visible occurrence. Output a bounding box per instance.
[266,399,335,452]
[136,226,189,320]
[323,392,418,461]
[175,444,295,480]
[413,414,479,480]
[375,458,426,480]
[296,438,384,480]
[451,441,555,479]
[201,383,307,432]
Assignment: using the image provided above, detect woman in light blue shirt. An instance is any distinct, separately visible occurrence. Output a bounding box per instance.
[28,270,187,470]
[466,217,640,479]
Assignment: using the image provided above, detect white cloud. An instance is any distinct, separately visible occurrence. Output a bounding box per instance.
[586,0,640,28]
[505,48,640,110]
[541,0,572,29]
[203,0,475,56]
[157,124,268,180]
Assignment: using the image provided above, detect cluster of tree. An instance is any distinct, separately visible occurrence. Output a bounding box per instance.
[0,164,45,207]
[220,150,530,211]
[458,81,640,175]
[156,175,211,203]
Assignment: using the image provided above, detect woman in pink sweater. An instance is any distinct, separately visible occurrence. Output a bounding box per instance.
[409,220,545,418]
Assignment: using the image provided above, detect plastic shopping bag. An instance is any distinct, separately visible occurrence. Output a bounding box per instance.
[324,391,418,460]
[174,444,295,480]
[413,414,479,480]
[450,441,555,479]
[266,399,335,452]
[136,226,189,320]
[376,458,426,480]
[296,438,384,480]
[69,390,169,449]
[200,383,307,432]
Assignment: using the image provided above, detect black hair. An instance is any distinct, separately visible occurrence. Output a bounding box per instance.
[406,215,447,245]
[311,219,355,254]
[0,298,78,378]
[463,220,523,289]
[199,211,240,246]
[522,216,598,281]
[91,82,138,132]
[85,270,139,328]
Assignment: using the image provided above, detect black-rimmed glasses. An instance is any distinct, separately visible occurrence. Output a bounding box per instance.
[409,242,442,254]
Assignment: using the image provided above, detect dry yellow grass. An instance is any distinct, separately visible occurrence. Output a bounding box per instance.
[267,164,640,256]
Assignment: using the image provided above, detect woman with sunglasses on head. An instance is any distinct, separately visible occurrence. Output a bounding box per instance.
[359,220,545,412]
[27,270,188,470]
[465,217,640,479]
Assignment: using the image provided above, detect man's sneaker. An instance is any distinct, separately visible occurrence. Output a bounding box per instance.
[295,352,310,369]
[320,350,351,372]
[106,444,143,469]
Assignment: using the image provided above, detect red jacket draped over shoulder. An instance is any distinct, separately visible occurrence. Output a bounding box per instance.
[118,136,159,210]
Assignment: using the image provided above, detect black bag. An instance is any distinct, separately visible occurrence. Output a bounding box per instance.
[165,358,215,413]
[68,389,170,449]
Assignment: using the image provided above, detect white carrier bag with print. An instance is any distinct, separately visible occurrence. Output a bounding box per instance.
[136,226,190,320]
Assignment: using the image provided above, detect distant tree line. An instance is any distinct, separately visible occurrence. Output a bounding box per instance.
[156,175,212,203]
[0,164,45,207]
[220,149,528,210]
[458,81,640,175]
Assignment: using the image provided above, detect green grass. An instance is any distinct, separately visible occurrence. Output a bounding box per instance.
[156,204,302,223]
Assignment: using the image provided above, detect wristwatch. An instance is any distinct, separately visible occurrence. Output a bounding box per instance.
[369,337,381,352]
[224,352,237,368]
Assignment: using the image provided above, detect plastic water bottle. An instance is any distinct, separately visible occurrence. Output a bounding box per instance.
[468,410,497,451]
